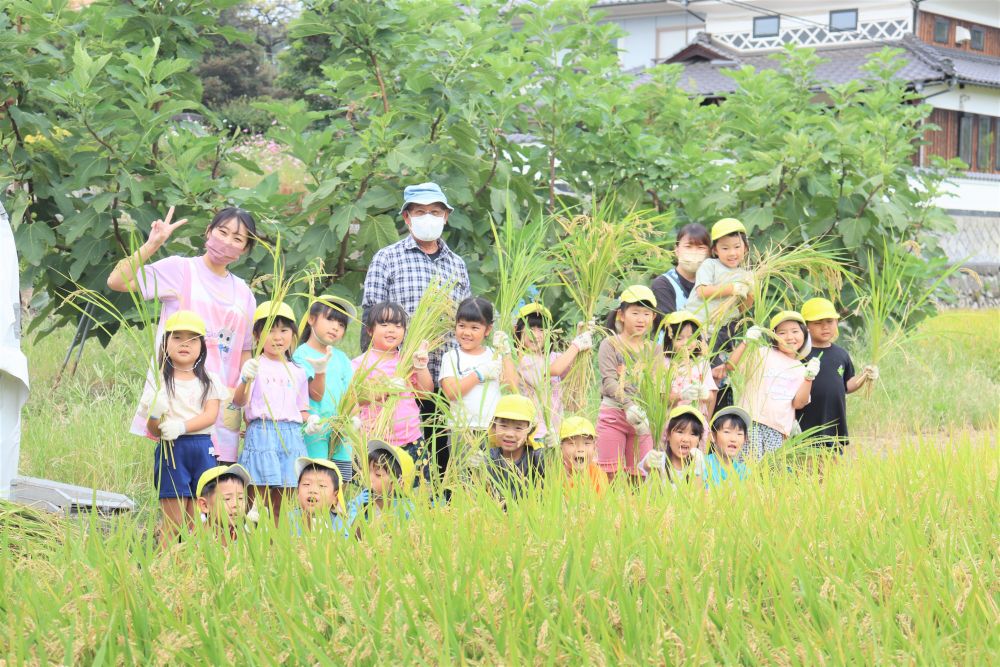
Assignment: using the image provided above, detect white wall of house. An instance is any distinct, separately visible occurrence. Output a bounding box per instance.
[920,1,1000,27]
[692,0,911,37]
[934,177,1000,214]
[601,12,704,69]
[924,85,1000,117]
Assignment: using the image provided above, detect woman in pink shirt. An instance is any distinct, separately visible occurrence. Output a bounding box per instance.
[107,206,258,464]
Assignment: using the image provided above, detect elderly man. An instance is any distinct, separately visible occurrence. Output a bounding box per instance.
[361,182,472,476]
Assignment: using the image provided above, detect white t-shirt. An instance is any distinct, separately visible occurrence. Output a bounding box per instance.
[438,347,502,429]
[138,371,229,435]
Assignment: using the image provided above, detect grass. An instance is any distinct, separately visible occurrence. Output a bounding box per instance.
[5,310,998,663]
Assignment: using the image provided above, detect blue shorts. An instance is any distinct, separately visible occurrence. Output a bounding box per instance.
[154,434,217,499]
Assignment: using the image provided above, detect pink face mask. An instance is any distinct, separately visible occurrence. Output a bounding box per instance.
[204,233,243,266]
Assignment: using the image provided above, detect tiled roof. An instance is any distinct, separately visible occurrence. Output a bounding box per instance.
[919,44,1000,88]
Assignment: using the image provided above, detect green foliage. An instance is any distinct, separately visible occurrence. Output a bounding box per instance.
[218,95,278,134]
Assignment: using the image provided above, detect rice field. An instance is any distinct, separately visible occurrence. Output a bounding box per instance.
[3,311,998,663]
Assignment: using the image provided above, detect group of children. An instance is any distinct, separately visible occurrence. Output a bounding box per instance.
[143,216,877,540]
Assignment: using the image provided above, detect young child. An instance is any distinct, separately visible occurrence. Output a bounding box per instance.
[684,217,753,328]
[469,394,545,501]
[141,310,229,540]
[195,464,251,545]
[233,301,313,519]
[596,286,657,481]
[288,457,345,534]
[662,311,717,430]
[352,302,434,480]
[344,440,417,527]
[639,405,707,485]
[727,310,819,460]
[293,295,356,481]
[704,407,751,487]
[797,297,878,452]
[439,297,518,446]
[558,416,607,497]
[514,303,592,446]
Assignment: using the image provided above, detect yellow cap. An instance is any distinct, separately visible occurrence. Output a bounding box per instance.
[493,394,537,424]
[253,300,296,324]
[367,439,416,491]
[294,457,346,513]
[800,297,839,322]
[517,303,552,321]
[711,217,747,242]
[164,310,207,336]
[196,464,251,498]
[664,311,702,328]
[620,285,657,307]
[769,310,806,331]
[559,415,597,441]
[668,404,708,430]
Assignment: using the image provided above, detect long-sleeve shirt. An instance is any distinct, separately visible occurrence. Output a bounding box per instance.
[598,336,653,410]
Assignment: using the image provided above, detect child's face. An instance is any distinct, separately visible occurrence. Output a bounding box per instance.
[456,318,490,352]
[666,423,700,462]
[166,330,202,367]
[714,234,747,269]
[774,321,805,357]
[671,323,697,354]
[198,479,246,527]
[369,320,405,352]
[297,470,338,515]
[561,434,596,473]
[492,417,531,455]
[618,304,653,337]
[712,422,746,459]
[310,313,346,347]
[369,462,395,497]
[263,321,295,358]
[521,326,545,354]
[807,318,838,347]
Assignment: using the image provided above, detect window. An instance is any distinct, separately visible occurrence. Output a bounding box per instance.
[976,116,992,171]
[958,114,973,167]
[933,17,949,44]
[971,27,985,51]
[753,16,780,38]
[830,9,858,32]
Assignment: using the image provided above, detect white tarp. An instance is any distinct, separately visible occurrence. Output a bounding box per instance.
[0,199,29,500]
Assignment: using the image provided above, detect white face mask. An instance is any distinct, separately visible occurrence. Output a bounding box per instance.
[676,249,709,274]
[409,214,445,242]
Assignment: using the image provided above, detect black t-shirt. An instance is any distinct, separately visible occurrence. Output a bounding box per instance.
[796,344,855,446]
[650,270,696,332]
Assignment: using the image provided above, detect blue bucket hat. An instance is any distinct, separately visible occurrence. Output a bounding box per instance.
[398,182,454,215]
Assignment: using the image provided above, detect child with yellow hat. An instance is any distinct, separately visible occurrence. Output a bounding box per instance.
[638,405,707,486]
[796,298,878,452]
[343,440,417,529]
[232,301,310,520]
[726,310,818,459]
[469,394,546,500]
[683,218,753,328]
[558,416,607,497]
[195,464,251,544]
[141,310,230,543]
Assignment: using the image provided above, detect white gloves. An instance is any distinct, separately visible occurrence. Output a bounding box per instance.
[304,414,324,435]
[492,331,512,356]
[804,356,821,380]
[571,329,593,352]
[468,449,488,469]
[639,449,667,473]
[746,326,764,341]
[476,359,503,382]
[864,364,880,381]
[625,404,650,436]
[680,384,702,402]
[388,376,408,391]
[240,358,260,383]
[351,415,364,432]
[306,346,332,374]
[412,340,430,370]
[732,281,751,298]
[148,388,169,420]
[691,448,706,479]
[159,418,187,441]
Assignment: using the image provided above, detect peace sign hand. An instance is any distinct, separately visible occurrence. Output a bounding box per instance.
[147,206,189,249]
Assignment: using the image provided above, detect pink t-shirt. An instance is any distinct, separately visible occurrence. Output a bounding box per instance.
[129,255,256,461]
[351,350,422,447]
[738,346,807,435]
[243,356,309,422]
[518,352,564,442]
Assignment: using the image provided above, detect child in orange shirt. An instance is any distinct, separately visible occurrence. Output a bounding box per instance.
[559,416,608,497]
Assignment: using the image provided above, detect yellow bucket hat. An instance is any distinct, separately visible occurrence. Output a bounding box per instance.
[294,457,346,513]
[768,310,806,331]
[367,439,417,491]
[710,217,747,242]
[620,285,657,307]
[196,464,252,498]
[664,311,702,328]
[800,297,839,322]
[559,415,597,441]
[493,394,537,424]
[668,404,708,430]
[164,310,207,336]
[253,300,296,324]
[517,303,552,321]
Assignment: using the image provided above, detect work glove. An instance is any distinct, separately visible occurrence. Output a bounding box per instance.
[148,388,169,420]
[731,281,751,298]
[745,326,764,341]
[863,364,880,381]
[412,340,430,370]
[571,329,593,352]
[680,384,702,402]
[476,359,503,382]
[303,414,324,436]
[804,356,821,380]
[351,415,364,432]
[698,385,711,401]
[625,404,650,436]
[240,358,260,383]
[305,346,333,375]
[639,449,667,473]
[159,418,187,441]
[468,449,488,469]
[491,330,512,356]
[691,448,707,479]
[246,501,261,525]
[388,376,408,392]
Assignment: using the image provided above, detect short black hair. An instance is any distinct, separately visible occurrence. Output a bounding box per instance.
[666,413,705,440]
[711,414,747,434]
[676,223,710,249]
[207,207,258,252]
[200,473,246,499]
[298,463,341,489]
[302,300,350,342]
[514,312,546,343]
[456,296,494,326]
[368,450,402,478]
[365,302,408,331]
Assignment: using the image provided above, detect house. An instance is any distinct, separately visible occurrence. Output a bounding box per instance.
[597,1,1000,297]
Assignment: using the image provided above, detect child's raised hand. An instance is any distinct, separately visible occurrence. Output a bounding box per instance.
[731,281,751,298]
[412,340,430,370]
[745,325,764,341]
[240,357,260,383]
[491,330,512,356]
[639,449,667,473]
[147,206,188,249]
[571,327,593,351]
[680,384,702,402]
[306,346,333,375]
[303,414,324,435]
[803,356,821,380]
[863,364,880,382]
